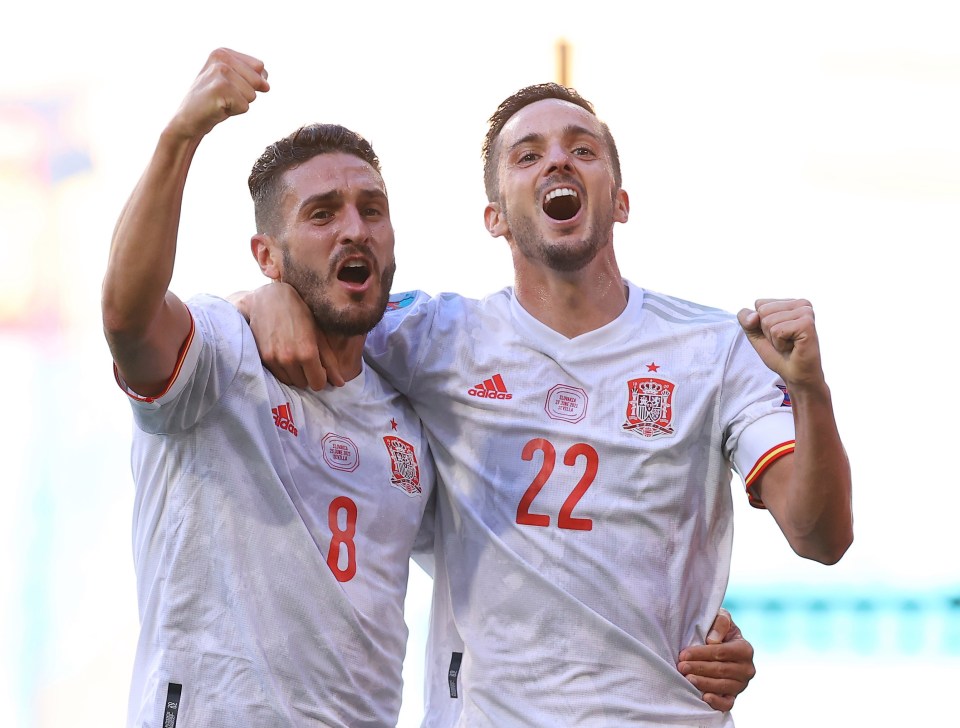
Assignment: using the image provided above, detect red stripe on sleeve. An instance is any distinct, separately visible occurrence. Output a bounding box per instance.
[743,440,796,509]
[113,312,197,404]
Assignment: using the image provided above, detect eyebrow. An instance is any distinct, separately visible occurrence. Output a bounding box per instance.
[507,124,601,154]
[297,187,388,214]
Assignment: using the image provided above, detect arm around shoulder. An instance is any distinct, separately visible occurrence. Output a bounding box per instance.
[233,282,344,390]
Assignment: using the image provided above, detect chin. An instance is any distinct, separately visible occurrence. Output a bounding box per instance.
[541,241,603,272]
[336,300,389,336]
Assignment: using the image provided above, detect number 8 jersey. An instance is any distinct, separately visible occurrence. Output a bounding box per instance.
[120,296,434,728]
[367,282,795,728]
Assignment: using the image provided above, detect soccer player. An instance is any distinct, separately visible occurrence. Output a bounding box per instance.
[244,81,853,726]
[101,49,434,727]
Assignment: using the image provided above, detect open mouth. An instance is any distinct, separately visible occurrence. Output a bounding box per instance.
[543,187,581,221]
[337,260,371,285]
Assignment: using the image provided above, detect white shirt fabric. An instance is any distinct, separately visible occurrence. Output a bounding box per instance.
[121,295,435,728]
[366,282,795,728]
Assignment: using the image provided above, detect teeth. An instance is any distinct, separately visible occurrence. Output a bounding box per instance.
[344,261,365,268]
[544,188,577,202]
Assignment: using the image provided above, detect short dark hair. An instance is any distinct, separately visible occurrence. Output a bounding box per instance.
[248,123,382,234]
[482,83,622,202]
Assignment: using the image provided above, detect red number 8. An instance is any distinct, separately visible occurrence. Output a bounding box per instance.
[327,496,358,581]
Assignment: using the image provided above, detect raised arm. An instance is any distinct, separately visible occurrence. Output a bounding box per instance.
[738,298,853,564]
[101,48,269,395]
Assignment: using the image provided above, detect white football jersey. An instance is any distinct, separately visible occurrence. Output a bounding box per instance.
[370,283,794,728]
[121,296,435,728]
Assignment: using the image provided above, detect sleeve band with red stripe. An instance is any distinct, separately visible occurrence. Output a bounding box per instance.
[744,440,796,509]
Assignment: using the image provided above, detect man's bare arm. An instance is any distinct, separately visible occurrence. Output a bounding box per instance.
[102,48,269,395]
[232,282,345,389]
[738,298,853,564]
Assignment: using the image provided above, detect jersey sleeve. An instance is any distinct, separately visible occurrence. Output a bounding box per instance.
[721,327,796,508]
[118,295,247,435]
[411,483,439,576]
[363,289,437,394]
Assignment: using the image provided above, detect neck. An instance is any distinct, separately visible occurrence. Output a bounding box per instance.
[512,254,627,338]
[323,332,367,382]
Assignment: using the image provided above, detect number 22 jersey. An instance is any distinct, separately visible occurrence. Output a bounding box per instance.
[367,282,795,728]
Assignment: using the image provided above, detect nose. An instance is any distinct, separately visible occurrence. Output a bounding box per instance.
[544,142,574,174]
[338,205,371,245]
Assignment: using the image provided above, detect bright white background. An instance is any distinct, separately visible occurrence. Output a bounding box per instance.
[2,1,957,726]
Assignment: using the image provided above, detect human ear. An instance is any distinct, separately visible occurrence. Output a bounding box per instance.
[251,234,281,280]
[484,202,508,238]
[614,188,630,224]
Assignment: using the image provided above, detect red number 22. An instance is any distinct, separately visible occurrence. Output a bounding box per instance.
[516,438,596,531]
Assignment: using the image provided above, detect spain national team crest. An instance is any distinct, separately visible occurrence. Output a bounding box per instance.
[382,435,422,496]
[622,377,676,439]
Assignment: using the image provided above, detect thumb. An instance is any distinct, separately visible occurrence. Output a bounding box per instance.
[737,307,772,363]
[707,607,732,645]
[737,308,760,335]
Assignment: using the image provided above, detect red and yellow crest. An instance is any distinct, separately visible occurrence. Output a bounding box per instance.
[622,377,676,439]
[382,435,422,496]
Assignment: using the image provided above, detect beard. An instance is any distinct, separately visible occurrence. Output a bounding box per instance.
[503,194,615,273]
[282,246,396,336]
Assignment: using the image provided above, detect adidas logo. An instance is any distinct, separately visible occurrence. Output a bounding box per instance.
[468,374,513,400]
[272,402,299,436]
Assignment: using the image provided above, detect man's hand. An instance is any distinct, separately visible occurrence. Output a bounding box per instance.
[677,608,756,712]
[236,282,345,389]
[167,47,270,141]
[737,298,825,391]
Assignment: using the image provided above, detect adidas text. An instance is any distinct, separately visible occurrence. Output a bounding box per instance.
[274,415,299,435]
[467,389,513,400]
